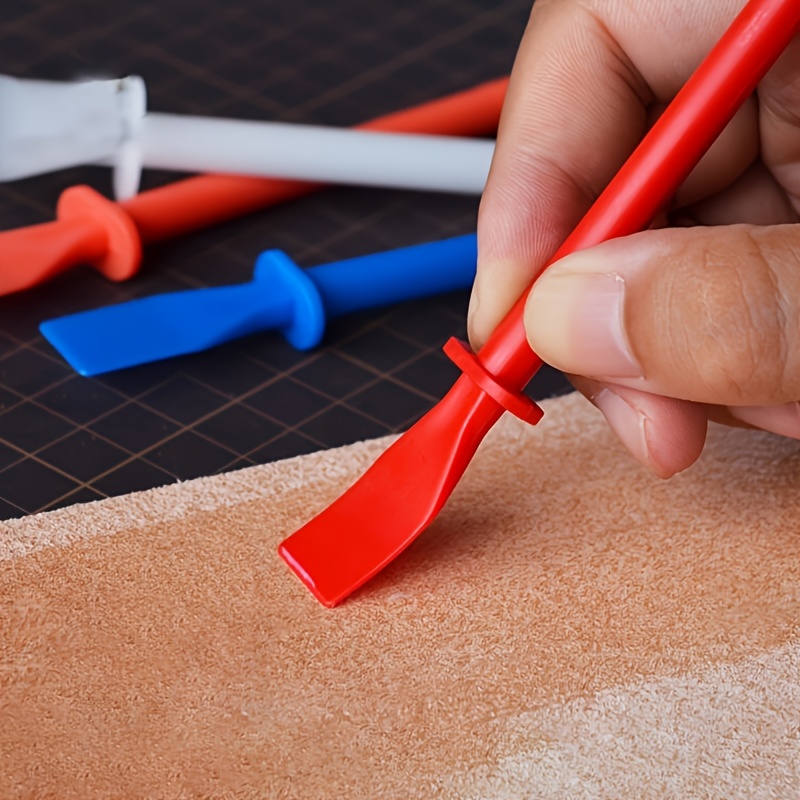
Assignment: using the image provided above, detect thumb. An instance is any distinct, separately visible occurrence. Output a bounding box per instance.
[525,223,800,407]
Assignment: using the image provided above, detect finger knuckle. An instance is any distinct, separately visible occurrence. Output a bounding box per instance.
[689,227,798,404]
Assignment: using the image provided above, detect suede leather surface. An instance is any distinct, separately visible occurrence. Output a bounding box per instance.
[1,392,798,798]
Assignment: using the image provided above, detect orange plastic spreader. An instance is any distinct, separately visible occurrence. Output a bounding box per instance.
[0,78,508,296]
[279,0,800,607]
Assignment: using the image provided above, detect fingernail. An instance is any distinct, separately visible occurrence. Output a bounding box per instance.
[729,402,800,439]
[592,388,655,472]
[526,263,641,379]
[466,285,480,345]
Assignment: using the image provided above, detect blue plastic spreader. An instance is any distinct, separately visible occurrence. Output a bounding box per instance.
[40,234,477,376]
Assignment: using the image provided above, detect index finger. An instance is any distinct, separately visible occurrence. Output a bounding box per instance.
[469,0,749,348]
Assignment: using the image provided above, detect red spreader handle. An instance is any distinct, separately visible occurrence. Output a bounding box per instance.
[278,0,800,609]
[451,0,800,415]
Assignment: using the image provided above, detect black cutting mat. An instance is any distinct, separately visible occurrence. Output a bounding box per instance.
[0,0,570,520]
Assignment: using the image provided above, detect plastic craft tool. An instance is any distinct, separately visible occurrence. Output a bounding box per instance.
[279,0,800,607]
[40,234,477,376]
[0,77,507,297]
[0,74,495,199]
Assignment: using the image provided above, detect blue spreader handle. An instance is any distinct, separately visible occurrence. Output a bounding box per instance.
[311,234,476,316]
[255,233,477,350]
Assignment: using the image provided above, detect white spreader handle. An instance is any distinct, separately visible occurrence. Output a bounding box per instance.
[136,114,494,197]
[0,74,494,199]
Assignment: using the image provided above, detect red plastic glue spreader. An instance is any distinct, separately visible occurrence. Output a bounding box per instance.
[0,77,508,296]
[279,0,800,607]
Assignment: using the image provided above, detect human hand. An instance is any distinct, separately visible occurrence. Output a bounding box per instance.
[469,0,800,477]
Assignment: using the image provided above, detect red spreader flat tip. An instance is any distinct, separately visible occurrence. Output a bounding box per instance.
[279,0,800,606]
[279,372,539,607]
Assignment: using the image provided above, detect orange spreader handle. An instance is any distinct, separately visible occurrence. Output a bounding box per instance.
[0,77,508,296]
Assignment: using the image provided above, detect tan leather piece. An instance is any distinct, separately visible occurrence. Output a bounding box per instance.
[1,392,798,797]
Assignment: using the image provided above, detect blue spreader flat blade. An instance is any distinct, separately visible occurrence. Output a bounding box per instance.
[41,283,291,376]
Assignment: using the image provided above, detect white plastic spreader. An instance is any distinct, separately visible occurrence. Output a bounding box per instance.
[0,74,495,200]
